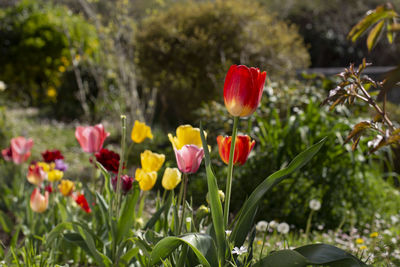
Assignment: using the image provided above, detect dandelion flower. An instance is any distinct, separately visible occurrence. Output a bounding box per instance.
[309,199,321,211]
[277,222,290,234]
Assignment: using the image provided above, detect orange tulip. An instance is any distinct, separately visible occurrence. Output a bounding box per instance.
[223,65,266,117]
[217,135,255,165]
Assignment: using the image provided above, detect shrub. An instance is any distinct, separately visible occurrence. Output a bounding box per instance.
[135,0,310,123]
[195,78,400,229]
[0,0,99,110]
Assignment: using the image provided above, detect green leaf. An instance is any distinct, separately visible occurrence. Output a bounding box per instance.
[95,192,111,231]
[367,20,384,51]
[254,250,308,267]
[200,123,225,263]
[97,161,112,202]
[116,184,140,243]
[231,138,326,247]
[46,222,72,246]
[348,5,396,43]
[149,234,217,267]
[0,210,13,233]
[119,247,140,266]
[143,192,172,230]
[295,244,368,266]
[63,233,91,256]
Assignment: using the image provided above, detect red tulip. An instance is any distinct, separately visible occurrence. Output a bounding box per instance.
[30,188,49,213]
[174,144,204,174]
[10,137,34,164]
[1,147,12,161]
[217,135,255,166]
[41,149,64,163]
[95,148,120,173]
[223,65,267,117]
[75,124,110,153]
[112,175,134,194]
[73,193,92,213]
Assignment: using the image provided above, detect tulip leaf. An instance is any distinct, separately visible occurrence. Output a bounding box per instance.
[200,123,226,264]
[149,234,217,267]
[119,247,140,266]
[116,184,140,244]
[96,161,113,202]
[95,192,111,231]
[231,138,327,247]
[46,222,73,246]
[143,192,173,230]
[0,210,13,233]
[295,244,368,266]
[63,233,92,256]
[253,250,308,267]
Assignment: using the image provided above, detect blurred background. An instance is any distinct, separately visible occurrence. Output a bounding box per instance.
[1,0,400,231]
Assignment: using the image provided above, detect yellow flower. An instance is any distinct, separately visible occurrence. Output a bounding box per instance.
[355,238,364,244]
[257,240,263,245]
[360,245,367,250]
[168,125,205,150]
[370,232,378,238]
[131,120,153,143]
[58,66,66,73]
[58,179,75,196]
[37,162,51,172]
[141,150,165,172]
[135,168,157,191]
[47,87,57,98]
[161,167,182,190]
[48,169,64,182]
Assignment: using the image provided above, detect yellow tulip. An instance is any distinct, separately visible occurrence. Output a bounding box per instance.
[161,167,182,190]
[168,125,205,150]
[135,168,157,191]
[131,120,153,143]
[47,169,64,182]
[58,179,75,196]
[141,150,165,172]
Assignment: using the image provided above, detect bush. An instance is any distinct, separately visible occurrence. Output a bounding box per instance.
[0,0,98,110]
[135,0,310,123]
[195,78,400,229]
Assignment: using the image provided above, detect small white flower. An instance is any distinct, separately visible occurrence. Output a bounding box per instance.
[225,230,232,236]
[0,81,6,91]
[186,217,192,223]
[391,215,399,224]
[269,220,277,229]
[277,222,290,234]
[256,220,269,232]
[317,224,324,230]
[309,199,321,211]
[392,237,397,244]
[232,246,247,255]
[367,135,383,149]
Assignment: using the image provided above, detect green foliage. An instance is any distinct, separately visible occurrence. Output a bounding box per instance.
[0,0,98,108]
[197,78,400,230]
[135,0,310,122]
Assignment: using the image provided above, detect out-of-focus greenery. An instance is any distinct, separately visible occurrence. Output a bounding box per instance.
[259,0,400,67]
[0,0,99,111]
[195,78,400,230]
[135,0,310,123]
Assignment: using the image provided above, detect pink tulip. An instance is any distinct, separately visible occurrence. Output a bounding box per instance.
[30,188,49,213]
[174,144,204,174]
[75,124,110,153]
[10,137,34,164]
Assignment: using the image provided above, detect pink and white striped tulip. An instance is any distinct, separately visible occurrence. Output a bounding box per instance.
[30,188,49,213]
[174,144,204,174]
[75,124,110,153]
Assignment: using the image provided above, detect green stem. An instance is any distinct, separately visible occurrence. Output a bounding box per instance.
[115,115,127,218]
[305,210,314,240]
[179,173,189,234]
[224,116,239,227]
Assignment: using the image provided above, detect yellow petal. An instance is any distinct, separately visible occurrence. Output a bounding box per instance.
[162,167,182,190]
[135,168,157,191]
[141,150,165,172]
[131,120,153,143]
[168,124,206,149]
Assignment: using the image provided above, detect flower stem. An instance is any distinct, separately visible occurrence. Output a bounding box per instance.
[224,116,239,227]
[115,115,127,218]
[305,210,314,240]
[179,173,188,234]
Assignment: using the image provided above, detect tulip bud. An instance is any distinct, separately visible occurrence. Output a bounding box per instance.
[141,150,165,172]
[27,163,47,186]
[75,124,110,153]
[135,168,157,191]
[58,179,75,196]
[217,135,255,166]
